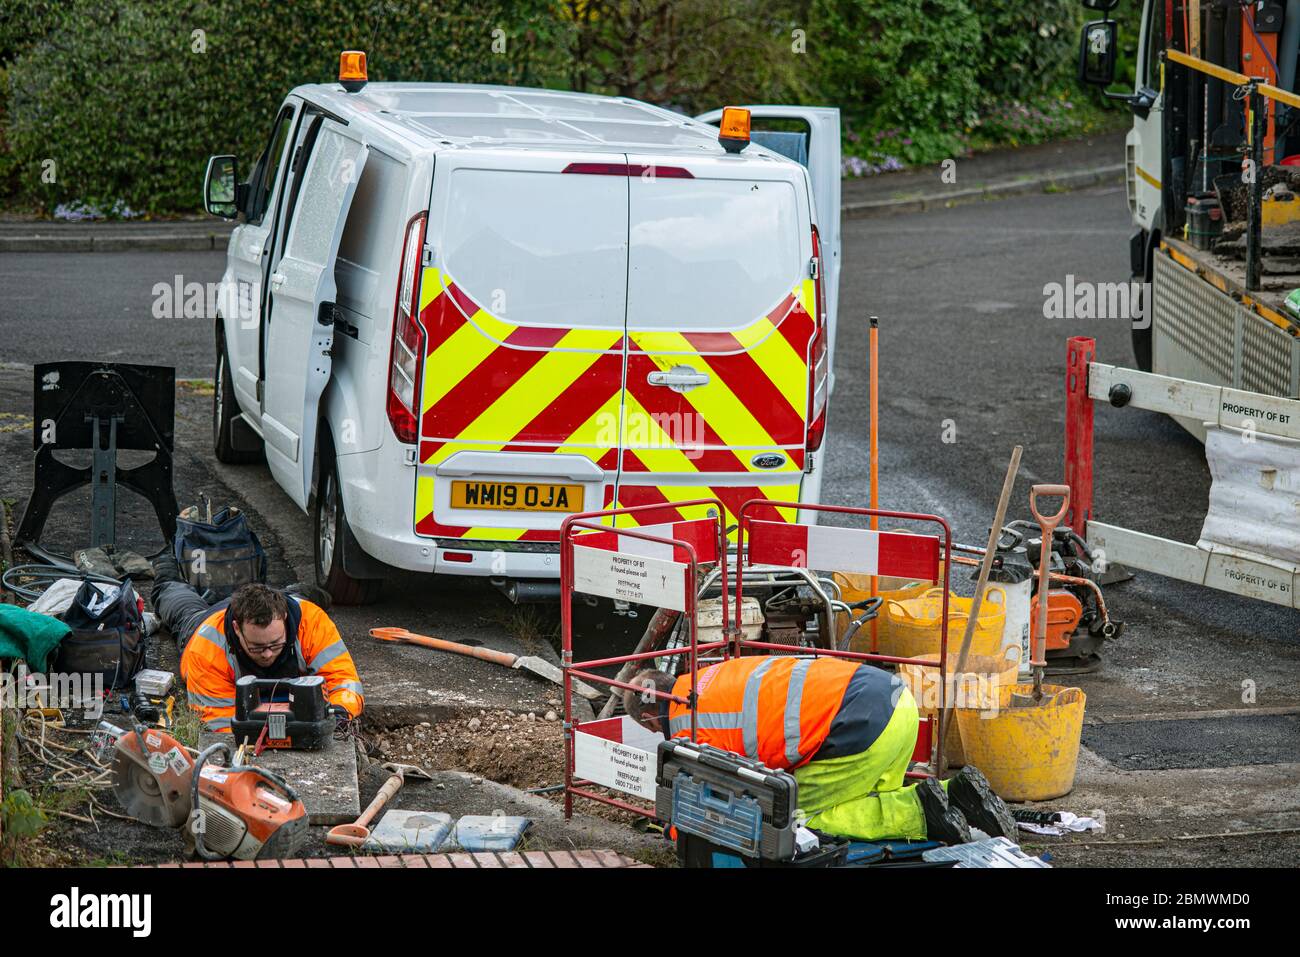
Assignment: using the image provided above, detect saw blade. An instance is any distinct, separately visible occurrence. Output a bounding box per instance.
[113,750,184,827]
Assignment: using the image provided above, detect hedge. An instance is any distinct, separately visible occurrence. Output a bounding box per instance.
[2,0,570,215]
[0,0,1132,215]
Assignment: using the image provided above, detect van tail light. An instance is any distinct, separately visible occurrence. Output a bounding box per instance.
[806,225,829,453]
[387,212,427,444]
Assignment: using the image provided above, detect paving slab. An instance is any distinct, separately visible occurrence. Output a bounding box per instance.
[198,729,360,825]
[355,763,666,861]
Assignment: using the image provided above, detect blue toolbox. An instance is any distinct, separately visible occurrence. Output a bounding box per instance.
[655,739,848,867]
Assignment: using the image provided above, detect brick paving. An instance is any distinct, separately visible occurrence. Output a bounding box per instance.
[136,850,650,869]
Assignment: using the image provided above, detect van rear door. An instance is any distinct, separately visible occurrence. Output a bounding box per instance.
[615,154,818,530]
[413,151,629,543]
[696,106,841,374]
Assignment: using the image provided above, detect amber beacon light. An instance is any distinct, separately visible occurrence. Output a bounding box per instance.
[340,50,368,92]
[718,107,751,153]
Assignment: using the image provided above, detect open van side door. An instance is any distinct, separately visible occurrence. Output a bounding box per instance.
[696,106,841,386]
[260,119,369,509]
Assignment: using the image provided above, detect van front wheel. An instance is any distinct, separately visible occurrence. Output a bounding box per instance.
[314,450,383,606]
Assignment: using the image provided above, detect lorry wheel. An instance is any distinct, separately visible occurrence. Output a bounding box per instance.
[1131,233,1156,373]
[314,445,384,606]
[213,337,261,464]
[1131,311,1153,372]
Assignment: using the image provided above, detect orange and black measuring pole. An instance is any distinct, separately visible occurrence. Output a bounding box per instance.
[869,314,880,652]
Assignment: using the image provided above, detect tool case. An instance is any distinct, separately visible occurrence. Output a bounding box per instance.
[675,832,848,868]
[232,675,332,750]
[655,739,801,863]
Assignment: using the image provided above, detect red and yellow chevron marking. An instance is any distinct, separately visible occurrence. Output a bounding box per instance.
[413,268,815,543]
[415,268,624,541]
[612,460,801,534]
[624,280,816,450]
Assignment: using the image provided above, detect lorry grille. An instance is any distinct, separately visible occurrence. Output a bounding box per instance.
[1240,308,1295,397]
[1153,252,1235,384]
[1152,251,1300,437]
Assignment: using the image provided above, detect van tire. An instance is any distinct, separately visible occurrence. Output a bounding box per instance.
[314,442,383,606]
[214,336,261,464]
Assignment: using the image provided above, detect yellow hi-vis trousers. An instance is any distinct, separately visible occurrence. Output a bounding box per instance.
[792,685,932,841]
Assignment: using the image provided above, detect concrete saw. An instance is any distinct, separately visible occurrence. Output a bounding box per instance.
[112,725,309,860]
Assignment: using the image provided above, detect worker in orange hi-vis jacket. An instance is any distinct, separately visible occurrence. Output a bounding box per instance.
[625,657,1015,846]
[178,583,363,733]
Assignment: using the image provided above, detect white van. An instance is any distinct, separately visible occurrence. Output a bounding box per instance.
[204,55,842,604]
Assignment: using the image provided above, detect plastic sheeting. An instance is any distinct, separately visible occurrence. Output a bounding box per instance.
[1198,427,1300,566]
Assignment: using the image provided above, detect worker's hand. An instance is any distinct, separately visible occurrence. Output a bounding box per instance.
[329,704,351,721]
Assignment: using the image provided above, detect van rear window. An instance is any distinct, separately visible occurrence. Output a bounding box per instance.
[627,177,801,331]
[441,168,627,330]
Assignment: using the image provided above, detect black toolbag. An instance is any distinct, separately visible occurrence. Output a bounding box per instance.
[54,578,146,689]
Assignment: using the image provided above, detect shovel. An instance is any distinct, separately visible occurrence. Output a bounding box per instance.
[370,627,604,701]
[326,761,432,848]
[1011,484,1071,708]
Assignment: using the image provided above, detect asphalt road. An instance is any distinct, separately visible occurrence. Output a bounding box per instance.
[0,249,222,376]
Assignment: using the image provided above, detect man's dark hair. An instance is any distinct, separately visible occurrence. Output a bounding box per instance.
[228,583,289,628]
[623,669,677,727]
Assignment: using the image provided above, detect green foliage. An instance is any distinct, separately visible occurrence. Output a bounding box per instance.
[975,2,1081,102]
[561,0,807,114]
[972,93,1114,151]
[1,790,48,842]
[3,0,569,216]
[172,699,201,750]
[808,0,982,165]
[0,0,1146,212]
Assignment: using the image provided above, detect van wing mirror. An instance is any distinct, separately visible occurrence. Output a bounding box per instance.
[1078,19,1118,88]
[204,154,239,219]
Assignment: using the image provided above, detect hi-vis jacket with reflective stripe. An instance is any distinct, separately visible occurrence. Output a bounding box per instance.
[179,598,363,733]
[667,656,902,771]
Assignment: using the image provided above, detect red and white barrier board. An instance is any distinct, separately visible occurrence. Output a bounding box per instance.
[571,544,690,611]
[572,518,718,564]
[572,716,663,800]
[746,520,940,581]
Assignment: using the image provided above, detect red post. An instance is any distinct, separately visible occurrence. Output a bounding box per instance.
[1064,337,1095,538]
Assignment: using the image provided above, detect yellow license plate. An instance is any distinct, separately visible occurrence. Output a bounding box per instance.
[450,481,583,513]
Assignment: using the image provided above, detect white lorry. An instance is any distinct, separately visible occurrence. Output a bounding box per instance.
[1079,0,1299,422]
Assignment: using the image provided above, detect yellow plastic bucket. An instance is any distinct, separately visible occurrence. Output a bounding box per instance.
[898,647,1021,767]
[832,571,941,651]
[833,570,945,604]
[877,586,1007,660]
[956,683,1087,801]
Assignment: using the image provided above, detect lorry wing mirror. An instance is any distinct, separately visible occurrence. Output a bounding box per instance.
[1078,19,1118,88]
[204,154,239,219]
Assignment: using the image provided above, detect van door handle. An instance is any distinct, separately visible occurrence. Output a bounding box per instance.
[270,271,287,289]
[647,367,709,392]
[246,241,264,257]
